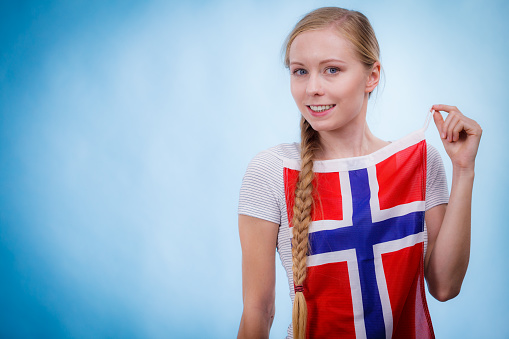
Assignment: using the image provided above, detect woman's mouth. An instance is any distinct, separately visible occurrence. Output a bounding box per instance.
[307,104,336,116]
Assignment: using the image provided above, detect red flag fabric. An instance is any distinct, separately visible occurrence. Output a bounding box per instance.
[283,130,434,339]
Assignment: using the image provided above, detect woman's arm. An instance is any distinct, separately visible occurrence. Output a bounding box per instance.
[424,105,482,302]
[237,214,279,339]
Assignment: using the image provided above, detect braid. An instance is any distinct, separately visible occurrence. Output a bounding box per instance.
[292,117,319,339]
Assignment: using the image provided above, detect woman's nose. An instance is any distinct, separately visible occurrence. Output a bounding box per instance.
[305,74,324,96]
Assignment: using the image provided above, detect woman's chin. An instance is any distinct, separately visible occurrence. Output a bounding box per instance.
[306,120,337,132]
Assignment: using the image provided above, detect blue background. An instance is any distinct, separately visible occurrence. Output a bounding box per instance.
[1,0,507,338]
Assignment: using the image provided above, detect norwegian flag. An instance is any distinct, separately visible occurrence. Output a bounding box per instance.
[284,132,434,339]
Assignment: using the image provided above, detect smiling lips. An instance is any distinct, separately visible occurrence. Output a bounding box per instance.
[307,104,336,116]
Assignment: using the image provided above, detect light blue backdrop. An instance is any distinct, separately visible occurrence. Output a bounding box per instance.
[1,0,507,338]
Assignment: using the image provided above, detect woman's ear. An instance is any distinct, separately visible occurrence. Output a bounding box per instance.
[365,61,381,93]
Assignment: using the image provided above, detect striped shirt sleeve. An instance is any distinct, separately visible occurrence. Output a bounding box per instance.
[238,150,283,225]
[425,144,449,210]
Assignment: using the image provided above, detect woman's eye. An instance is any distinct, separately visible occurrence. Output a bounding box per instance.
[293,69,308,76]
[326,67,340,74]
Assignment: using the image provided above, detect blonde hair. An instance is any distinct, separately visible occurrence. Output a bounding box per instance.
[284,7,381,339]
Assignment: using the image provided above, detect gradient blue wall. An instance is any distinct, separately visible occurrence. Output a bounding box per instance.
[1,0,507,338]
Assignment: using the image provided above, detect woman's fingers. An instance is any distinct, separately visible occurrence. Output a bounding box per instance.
[445,114,461,142]
[451,119,464,142]
[431,105,468,142]
[441,113,453,140]
[460,116,483,140]
[432,110,445,137]
[431,104,459,113]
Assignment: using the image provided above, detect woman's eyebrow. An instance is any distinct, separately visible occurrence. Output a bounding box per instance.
[319,58,347,65]
[289,59,347,67]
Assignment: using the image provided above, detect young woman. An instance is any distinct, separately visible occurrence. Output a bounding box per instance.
[237,7,481,339]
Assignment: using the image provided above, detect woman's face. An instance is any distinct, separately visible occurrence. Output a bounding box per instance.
[289,27,379,134]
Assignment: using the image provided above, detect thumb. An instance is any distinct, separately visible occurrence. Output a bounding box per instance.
[433,110,445,139]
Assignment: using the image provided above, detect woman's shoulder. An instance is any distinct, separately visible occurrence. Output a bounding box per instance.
[249,142,300,163]
[242,143,300,182]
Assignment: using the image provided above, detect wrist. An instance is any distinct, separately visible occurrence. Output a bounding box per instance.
[452,165,475,179]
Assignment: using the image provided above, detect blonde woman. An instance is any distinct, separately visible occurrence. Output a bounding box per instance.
[238,7,481,339]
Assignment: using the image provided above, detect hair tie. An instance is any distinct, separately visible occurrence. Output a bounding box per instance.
[294,285,304,293]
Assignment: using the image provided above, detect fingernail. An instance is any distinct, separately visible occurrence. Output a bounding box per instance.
[441,133,445,138]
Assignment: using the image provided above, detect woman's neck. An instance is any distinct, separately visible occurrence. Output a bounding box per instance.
[316,123,389,160]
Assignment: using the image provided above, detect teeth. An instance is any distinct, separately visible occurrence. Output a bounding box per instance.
[309,104,334,112]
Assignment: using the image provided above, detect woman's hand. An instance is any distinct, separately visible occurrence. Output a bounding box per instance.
[431,104,482,171]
